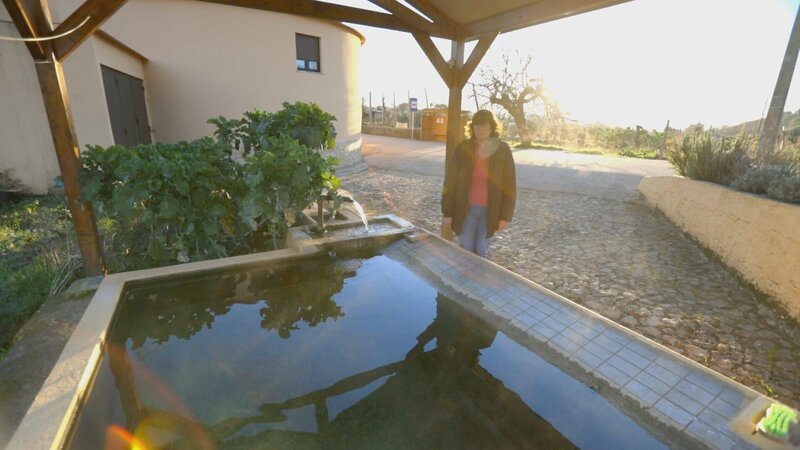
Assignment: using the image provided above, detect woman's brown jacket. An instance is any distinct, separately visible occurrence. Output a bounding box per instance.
[441,138,516,237]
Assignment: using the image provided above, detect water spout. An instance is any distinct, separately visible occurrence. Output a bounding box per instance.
[315,189,369,234]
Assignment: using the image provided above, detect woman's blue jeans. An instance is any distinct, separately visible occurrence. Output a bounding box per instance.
[459,205,489,257]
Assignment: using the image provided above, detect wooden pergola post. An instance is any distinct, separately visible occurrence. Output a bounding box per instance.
[3,0,127,276]
[35,56,106,276]
[445,39,465,164]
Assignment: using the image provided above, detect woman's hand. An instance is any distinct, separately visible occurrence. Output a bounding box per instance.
[498,220,509,231]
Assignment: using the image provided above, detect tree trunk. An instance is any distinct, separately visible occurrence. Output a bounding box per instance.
[510,107,531,145]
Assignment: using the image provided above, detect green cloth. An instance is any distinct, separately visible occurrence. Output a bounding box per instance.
[757,403,798,440]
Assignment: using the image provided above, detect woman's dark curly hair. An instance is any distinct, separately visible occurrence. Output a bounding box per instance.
[465,109,502,139]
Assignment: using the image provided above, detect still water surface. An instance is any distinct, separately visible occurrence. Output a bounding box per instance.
[69,249,667,449]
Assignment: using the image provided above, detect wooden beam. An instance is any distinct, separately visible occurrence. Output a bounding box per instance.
[411,32,453,88]
[457,31,497,88]
[2,0,50,59]
[442,39,465,239]
[198,0,436,36]
[368,0,455,38]
[461,0,630,40]
[53,0,128,61]
[404,0,458,31]
[35,56,106,276]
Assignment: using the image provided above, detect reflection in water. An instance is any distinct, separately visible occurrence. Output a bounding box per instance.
[68,252,661,449]
[115,256,359,348]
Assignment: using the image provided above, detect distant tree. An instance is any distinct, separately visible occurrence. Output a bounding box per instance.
[470,51,548,146]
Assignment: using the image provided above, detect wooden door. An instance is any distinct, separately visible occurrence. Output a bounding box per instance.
[101,65,151,147]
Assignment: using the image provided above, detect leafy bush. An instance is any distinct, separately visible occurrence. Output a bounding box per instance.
[209,101,336,155]
[766,166,800,203]
[238,135,339,239]
[667,133,751,184]
[81,103,340,270]
[733,164,800,203]
[81,138,245,268]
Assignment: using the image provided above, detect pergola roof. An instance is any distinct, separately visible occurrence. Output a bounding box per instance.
[200,0,630,41]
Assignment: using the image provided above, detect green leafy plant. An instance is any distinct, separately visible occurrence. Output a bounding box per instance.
[667,133,752,184]
[81,103,341,270]
[80,138,245,268]
[238,135,339,239]
[209,101,337,155]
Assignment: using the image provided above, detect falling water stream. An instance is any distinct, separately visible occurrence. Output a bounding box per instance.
[349,199,369,232]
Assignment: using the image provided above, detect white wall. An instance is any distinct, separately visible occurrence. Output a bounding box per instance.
[0,19,61,193]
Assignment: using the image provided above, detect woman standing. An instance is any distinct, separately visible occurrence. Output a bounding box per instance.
[441,110,516,257]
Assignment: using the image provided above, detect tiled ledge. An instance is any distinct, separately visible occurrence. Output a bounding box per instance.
[386,232,796,450]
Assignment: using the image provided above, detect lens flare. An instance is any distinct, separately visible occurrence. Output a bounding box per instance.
[104,424,146,450]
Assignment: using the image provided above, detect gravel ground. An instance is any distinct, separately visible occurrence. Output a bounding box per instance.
[341,168,800,408]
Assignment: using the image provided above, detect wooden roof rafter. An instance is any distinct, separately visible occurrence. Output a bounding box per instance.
[404,0,458,32]
[2,0,51,59]
[368,0,456,38]
[198,0,455,38]
[52,0,128,61]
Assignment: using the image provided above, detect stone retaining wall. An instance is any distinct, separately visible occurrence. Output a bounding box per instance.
[638,176,800,319]
[362,124,421,140]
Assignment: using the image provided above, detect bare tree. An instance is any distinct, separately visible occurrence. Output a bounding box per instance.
[470,51,547,146]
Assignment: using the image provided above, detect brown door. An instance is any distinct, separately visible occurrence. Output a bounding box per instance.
[101,65,151,147]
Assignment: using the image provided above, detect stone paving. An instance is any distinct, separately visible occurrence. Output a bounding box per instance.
[341,168,800,409]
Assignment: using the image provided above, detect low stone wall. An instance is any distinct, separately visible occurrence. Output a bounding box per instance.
[361,124,421,140]
[638,176,800,319]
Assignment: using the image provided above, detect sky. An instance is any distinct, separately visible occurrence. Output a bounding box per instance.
[342,0,800,130]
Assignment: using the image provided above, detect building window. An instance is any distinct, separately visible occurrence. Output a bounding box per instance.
[296,33,320,72]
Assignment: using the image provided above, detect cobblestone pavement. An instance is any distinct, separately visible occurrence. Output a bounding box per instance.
[341,168,800,408]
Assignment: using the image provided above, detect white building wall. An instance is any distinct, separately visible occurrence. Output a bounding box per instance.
[0,19,61,193]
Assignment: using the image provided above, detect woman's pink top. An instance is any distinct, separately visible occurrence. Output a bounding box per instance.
[469,151,489,206]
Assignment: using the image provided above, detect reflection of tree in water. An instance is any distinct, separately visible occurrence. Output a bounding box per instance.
[251,260,361,338]
[113,256,363,348]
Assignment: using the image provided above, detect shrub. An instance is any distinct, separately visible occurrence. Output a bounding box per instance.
[766,168,800,203]
[238,135,339,239]
[667,133,751,184]
[80,138,246,268]
[209,101,337,155]
[732,165,792,195]
[81,102,340,270]
[734,163,800,203]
